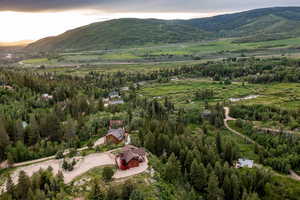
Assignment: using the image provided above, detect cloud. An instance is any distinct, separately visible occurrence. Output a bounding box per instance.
[0,0,299,13]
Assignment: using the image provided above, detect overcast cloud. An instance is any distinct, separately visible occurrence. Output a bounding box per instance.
[0,0,300,13]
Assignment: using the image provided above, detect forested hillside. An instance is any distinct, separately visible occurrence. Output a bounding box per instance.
[1,57,300,199]
[26,18,209,51]
[26,7,300,51]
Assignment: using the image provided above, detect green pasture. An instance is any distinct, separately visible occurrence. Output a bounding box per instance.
[20,37,300,66]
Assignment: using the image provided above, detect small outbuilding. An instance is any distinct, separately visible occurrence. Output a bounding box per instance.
[235,158,254,168]
[42,93,53,100]
[109,91,120,99]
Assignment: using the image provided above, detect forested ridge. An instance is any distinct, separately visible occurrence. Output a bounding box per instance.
[27,7,300,51]
[1,57,300,199]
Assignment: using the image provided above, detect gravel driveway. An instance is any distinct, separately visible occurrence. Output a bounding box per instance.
[5,151,115,188]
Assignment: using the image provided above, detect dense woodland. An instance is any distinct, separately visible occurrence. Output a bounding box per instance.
[1,57,300,199]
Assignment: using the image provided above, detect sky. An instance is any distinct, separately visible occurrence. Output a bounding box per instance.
[0,0,299,42]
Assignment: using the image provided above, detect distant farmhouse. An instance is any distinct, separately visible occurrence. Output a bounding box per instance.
[104,91,124,107]
[109,91,120,99]
[120,87,129,91]
[42,93,53,100]
[235,158,254,168]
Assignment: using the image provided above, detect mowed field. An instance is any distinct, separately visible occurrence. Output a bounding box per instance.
[21,37,300,66]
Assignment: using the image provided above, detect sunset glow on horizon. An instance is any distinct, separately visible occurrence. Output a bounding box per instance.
[0,10,224,43]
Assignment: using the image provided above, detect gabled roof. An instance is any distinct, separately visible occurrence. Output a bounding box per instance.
[110,100,124,105]
[107,128,125,141]
[238,158,254,167]
[109,91,119,97]
[120,145,146,163]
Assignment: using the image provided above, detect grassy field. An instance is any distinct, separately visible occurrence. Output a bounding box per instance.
[140,79,259,109]
[20,37,300,67]
[22,58,50,64]
[139,80,300,110]
[238,83,300,109]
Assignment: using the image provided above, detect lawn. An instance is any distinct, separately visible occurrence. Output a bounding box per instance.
[22,58,50,64]
[238,83,300,109]
[140,79,261,108]
[20,37,300,67]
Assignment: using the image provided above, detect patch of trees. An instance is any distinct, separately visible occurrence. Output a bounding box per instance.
[230,104,300,130]
[2,168,65,200]
[234,119,300,173]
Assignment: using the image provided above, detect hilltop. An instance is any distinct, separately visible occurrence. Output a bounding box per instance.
[26,18,209,51]
[27,7,300,51]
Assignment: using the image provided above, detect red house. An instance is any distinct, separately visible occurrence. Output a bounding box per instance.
[117,145,146,170]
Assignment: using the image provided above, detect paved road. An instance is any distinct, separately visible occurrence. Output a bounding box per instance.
[224,107,300,181]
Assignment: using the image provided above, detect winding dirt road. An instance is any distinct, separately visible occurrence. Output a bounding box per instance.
[224,107,300,181]
[224,107,262,147]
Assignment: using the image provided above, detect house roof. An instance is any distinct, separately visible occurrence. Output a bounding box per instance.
[120,145,146,163]
[109,91,119,96]
[238,158,254,167]
[107,128,125,141]
[110,100,124,105]
[121,87,129,91]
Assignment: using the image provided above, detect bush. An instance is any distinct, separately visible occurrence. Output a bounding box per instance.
[102,166,114,181]
[55,150,64,159]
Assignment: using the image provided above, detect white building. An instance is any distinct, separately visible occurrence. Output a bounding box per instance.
[236,158,254,168]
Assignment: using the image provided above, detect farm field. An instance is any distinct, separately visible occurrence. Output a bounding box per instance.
[139,79,300,110]
[20,37,300,67]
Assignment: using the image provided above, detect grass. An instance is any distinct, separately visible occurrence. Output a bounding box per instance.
[237,83,300,109]
[100,53,141,60]
[139,79,260,108]
[72,165,116,184]
[20,37,300,67]
[22,58,50,64]
[221,129,259,161]
[139,79,300,110]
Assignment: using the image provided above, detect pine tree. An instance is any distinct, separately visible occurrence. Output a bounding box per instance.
[17,171,31,199]
[28,188,35,200]
[88,179,105,200]
[231,174,240,200]
[190,159,207,192]
[121,180,135,200]
[129,190,144,200]
[164,153,181,183]
[206,172,224,200]
[106,185,118,200]
[0,120,10,161]
[216,132,222,154]
[222,175,232,200]
[6,175,14,196]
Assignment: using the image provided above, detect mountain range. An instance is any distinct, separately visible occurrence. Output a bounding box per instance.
[27,7,300,51]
